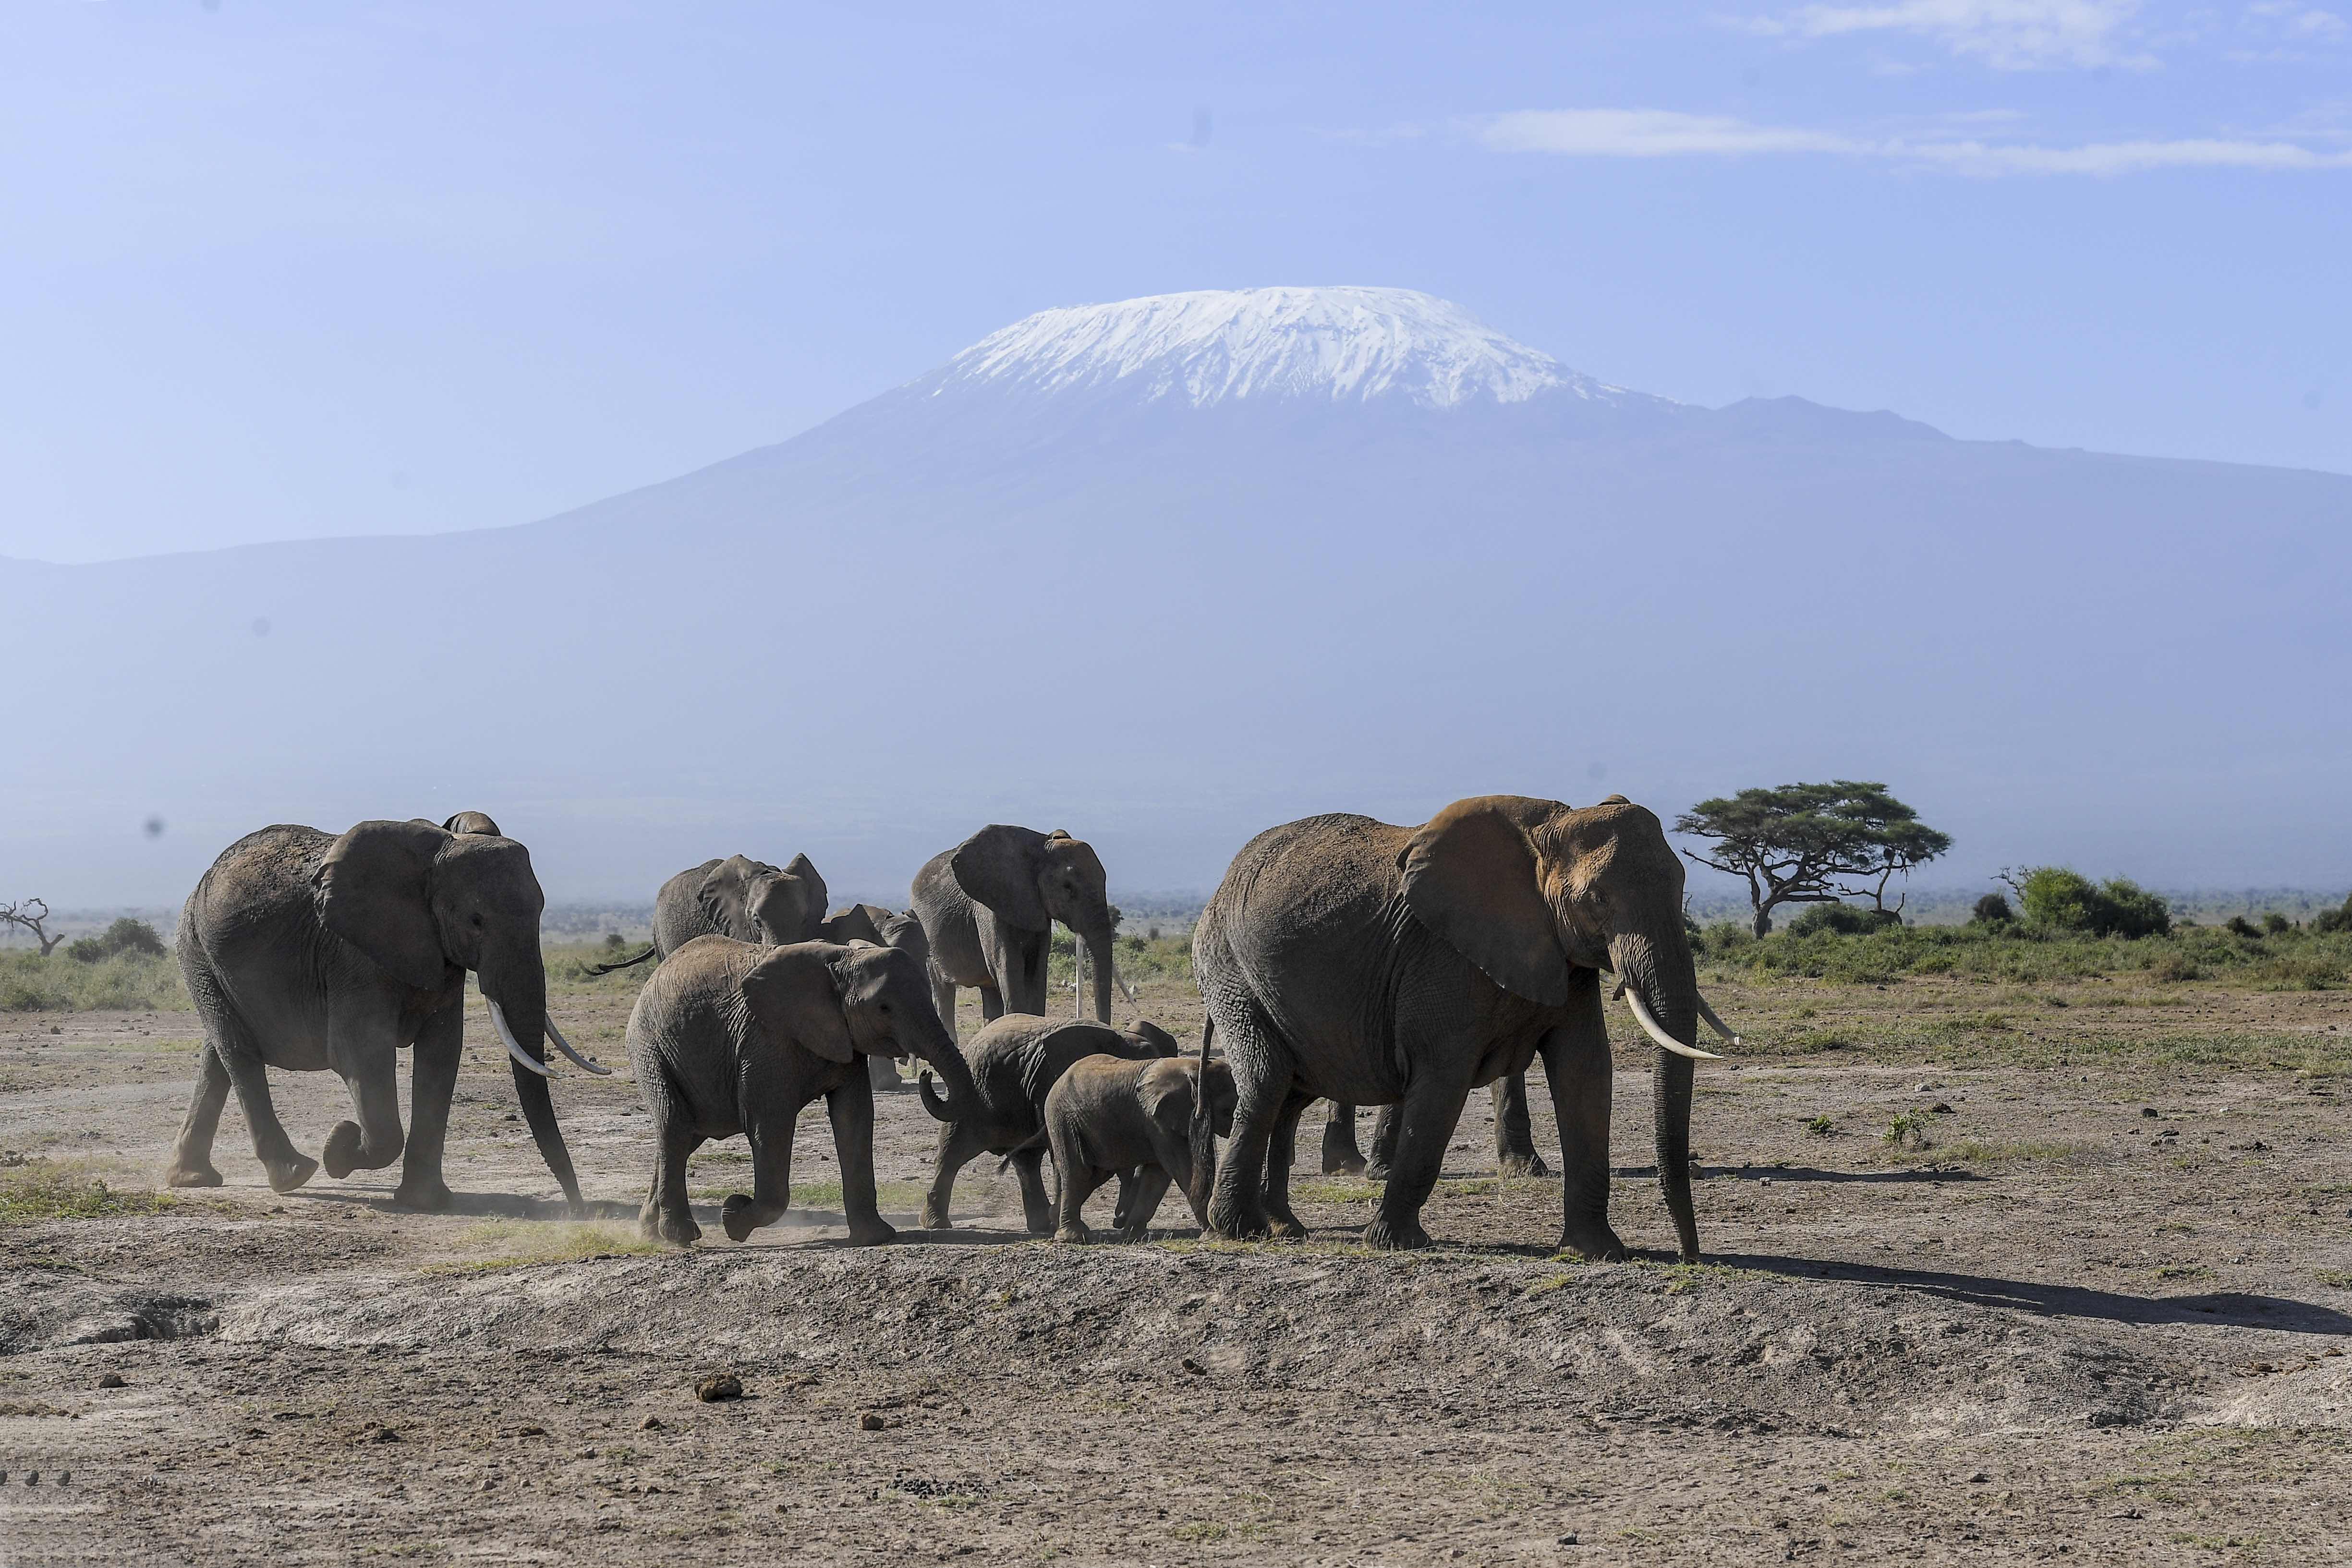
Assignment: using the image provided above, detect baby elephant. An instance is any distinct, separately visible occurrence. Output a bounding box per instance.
[626,936,978,1247]
[1045,1055,1236,1243]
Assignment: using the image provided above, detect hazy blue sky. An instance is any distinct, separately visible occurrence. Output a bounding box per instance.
[6,0,2347,562]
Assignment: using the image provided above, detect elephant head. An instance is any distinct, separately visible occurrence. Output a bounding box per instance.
[1398,794,1739,1261]
[439,810,502,836]
[740,942,978,1117]
[315,819,592,1210]
[701,853,828,947]
[949,825,1118,1022]
[1148,1057,1237,1226]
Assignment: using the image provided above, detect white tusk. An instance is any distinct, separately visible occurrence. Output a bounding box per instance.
[1621,985,1721,1061]
[545,1015,612,1076]
[1694,991,1744,1049]
[487,998,553,1076]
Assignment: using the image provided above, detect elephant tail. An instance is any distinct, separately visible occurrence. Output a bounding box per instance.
[1185,1016,1217,1228]
[583,944,658,977]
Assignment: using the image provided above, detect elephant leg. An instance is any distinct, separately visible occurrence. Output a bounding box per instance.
[1319,1101,1366,1176]
[321,1008,406,1182]
[1011,1146,1056,1235]
[218,1026,315,1194]
[1363,1053,1476,1252]
[163,1043,231,1189]
[1204,992,1294,1241]
[1261,1088,1315,1239]
[1117,1166,1172,1242]
[641,1118,703,1248]
[979,984,1005,1023]
[721,1110,798,1244]
[921,1118,987,1230]
[822,1072,897,1246]
[867,1053,904,1092]
[1366,1103,1402,1181]
[1054,1162,1112,1244]
[1493,1072,1549,1177]
[1540,976,1626,1260]
[393,994,462,1211]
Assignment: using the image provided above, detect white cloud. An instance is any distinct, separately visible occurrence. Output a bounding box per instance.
[1753,0,2149,69]
[1476,109,2352,174]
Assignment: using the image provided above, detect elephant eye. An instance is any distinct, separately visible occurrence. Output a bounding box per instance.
[471,914,484,927]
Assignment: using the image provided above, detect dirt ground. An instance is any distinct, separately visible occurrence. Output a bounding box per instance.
[4,970,2351,1565]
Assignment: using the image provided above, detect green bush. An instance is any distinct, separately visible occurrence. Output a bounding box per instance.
[1972,893,2013,925]
[2017,868,2171,938]
[65,918,167,964]
[0,949,187,1012]
[2263,912,2293,936]
[2225,915,2261,939]
[1786,904,1900,937]
[2312,895,2352,935]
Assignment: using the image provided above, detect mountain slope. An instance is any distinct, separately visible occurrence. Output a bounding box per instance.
[3,289,2346,904]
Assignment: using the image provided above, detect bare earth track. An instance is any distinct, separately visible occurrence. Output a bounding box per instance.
[4,971,2351,1564]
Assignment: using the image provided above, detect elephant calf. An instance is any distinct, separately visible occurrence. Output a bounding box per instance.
[625,936,977,1247]
[1045,1055,1237,1243]
[915,1012,1179,1232]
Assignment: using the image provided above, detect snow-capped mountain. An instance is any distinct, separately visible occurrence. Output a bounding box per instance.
[3,289,2346,903]
[918,286,1651,411]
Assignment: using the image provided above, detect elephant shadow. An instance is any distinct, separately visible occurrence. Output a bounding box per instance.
[303,1189,639,1222]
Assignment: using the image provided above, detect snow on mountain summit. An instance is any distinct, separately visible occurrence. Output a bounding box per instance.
[925,287,1637,410]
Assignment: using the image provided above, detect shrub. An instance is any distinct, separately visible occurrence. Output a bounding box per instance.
[65,918,167,964]
[2225,916,2261,939]
[2263,912,2293,936]
[2314,895,2352,936]
[2017,868,2170,939]
[1786,904,1901,937]
[1971,893,2014,925]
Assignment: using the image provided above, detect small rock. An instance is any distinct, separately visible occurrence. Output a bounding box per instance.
[1928,1102,1954,1115]
[371,1427,401,1444]
[696,1373,744,1403]
[96,1374,126,1390]
[2141,1107,2159,1119]
[859,1412,885,1431]
[1181,1357,1208,1376]
[638,1415,664,1431]
[1557,1532,1579,1546]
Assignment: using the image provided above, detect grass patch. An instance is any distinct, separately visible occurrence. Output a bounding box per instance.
[426,1218,658,1273]
[2315,1269,2352,1290]
[1292,1179,1380,1205]
[0,1158,177,1223]
[1914,1139,2104,1167]
[0,950,189,1013]
[1699,919,2352,988]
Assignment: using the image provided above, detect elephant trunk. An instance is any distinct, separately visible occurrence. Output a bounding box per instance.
[907,1014,980,1126]
[1613,930,1703,1263]
[1085,929,1115,1024]
[1184,1019,1217,1228]
[480,947,584,1215]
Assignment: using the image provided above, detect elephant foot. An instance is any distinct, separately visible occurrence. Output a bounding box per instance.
[721,1194,763,1243]
[1322,1152,1368,1177]
[847,1218,898,1247]
[1266,1211,1309,1241]
[1362,1162,1391,1183]
[391,1177,456,1213]
[321,1121,367,1180]
[263,1153,319,1194]
[1557,1221,1627,1262]
[1497,1152,1551,1179]
[1362,1214,1432,1252]
[162,1159,223,1189]
[1206,1200,1271,1242]
[1116,1225,1150,1243]
[919,1202,951,1231]
[1020,1210,1057,1237]
[642,1207,700,1249]
[1053,1223,1091,1245]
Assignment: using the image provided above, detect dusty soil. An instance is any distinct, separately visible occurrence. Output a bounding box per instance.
[4,973,2352,1565]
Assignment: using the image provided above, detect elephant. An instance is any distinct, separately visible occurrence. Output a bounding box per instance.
[588,852,828,975]
[819,904,933,1092]
[910,826,1124,1039]
[913,1012,1180,1231]
[1316,1078,1548,1179]
[166,819,606,1209]
[1046,1054,1237,1243]
[625,935,979,1247]
[440,810,503,836]
[1189,795,1739,1259]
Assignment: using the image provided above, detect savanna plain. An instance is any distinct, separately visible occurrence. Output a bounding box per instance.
[4,923,2352,1566]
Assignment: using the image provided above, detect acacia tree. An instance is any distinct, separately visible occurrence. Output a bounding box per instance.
[0,898,66,957]
[1675,782,1951,937]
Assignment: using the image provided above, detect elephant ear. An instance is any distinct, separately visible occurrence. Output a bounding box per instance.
[698,855,775,941]
[440,810,502,836]
[316,819,454,992]
[739,946,856,1064]
[948,825,1051,932]
[781,854,828,937]
[1136,1059,1195,1130]
[1398,796,1573,1007]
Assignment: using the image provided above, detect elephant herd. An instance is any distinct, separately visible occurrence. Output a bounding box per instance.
[165,795,1741,1260]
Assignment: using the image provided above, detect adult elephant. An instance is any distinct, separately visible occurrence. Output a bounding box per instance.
[819,903,933,1090]
[1190,795,1737,1259]
[910,826,1124,1039]
[166,819,606,1209]
[589,853,828,975]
